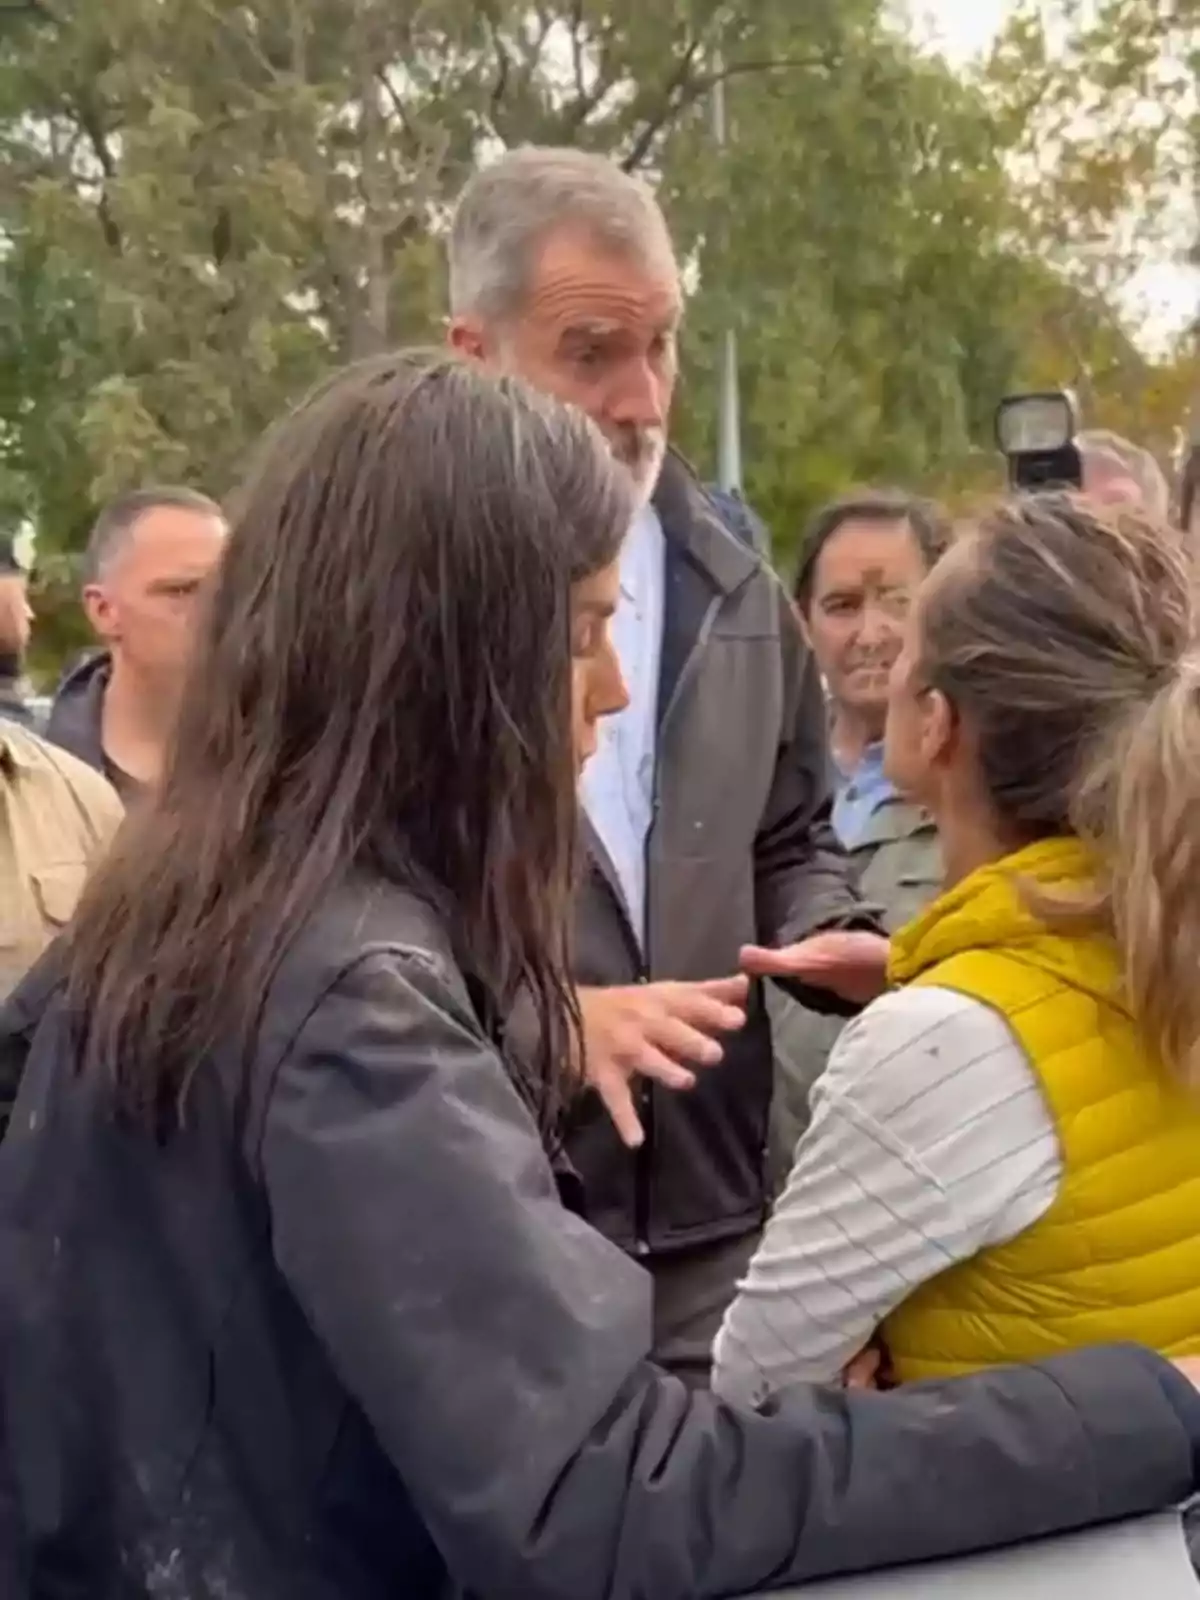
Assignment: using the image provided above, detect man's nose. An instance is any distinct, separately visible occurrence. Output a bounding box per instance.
[856,606,892,648]
[607,359,665,431]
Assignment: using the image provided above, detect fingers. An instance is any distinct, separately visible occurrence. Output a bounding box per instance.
[658,981,747,1036]
[596,1073,645,1149]
[843,1349,881,1389]
[645,1014,726,1068]
[738,943,798,977]
[633,1053,697,1091]
[692,974,751,1003]
[739,938,849,977]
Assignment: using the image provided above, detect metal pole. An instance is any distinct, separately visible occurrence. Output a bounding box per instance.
[710,61,742,493]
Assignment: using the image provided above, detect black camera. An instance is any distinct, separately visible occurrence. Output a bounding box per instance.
[995,391,1082,492]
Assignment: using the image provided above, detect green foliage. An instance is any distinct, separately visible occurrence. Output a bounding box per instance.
[0,0,1192,581]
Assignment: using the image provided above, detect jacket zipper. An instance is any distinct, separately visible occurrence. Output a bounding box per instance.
[632,592,723,1257]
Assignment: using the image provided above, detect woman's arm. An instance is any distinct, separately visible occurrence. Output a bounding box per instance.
[713,986,1062,1404]
[261,950,1193,1600]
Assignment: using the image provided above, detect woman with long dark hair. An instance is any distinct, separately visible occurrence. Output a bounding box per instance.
[2,354,1200,1599]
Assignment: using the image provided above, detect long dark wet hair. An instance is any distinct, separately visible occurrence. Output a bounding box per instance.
[61,349,632,1134]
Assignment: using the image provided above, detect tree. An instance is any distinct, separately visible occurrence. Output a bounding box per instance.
[0,0,776,543]
[661,15,1041,545]
[1,0,1189,585]
[979,0,1200,477]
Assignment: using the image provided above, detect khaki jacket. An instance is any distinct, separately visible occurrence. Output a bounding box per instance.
[767,792,941,1189]
[0,720,122,1010]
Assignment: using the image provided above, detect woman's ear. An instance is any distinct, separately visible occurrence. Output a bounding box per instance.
[921,686,957,768]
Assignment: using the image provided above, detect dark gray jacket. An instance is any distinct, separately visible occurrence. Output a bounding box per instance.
[0,878,1198,1598]
[567,457,876,1254]
[769,794,941,1188]
[43,650,109,776]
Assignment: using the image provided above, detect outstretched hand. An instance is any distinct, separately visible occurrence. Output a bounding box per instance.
[740,930,889,1006]
[579,976,749,1148]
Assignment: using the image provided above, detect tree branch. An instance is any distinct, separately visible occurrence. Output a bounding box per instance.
[621,48,840,172]
[378,67,417,140]
[621,34,707,172]
[71,94,122,254]
[475,0,513,129]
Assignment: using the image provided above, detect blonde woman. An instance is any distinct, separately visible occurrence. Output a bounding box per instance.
[716,494,1200,1402]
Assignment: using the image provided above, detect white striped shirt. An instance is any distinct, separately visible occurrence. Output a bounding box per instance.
[712,985,1062,1407]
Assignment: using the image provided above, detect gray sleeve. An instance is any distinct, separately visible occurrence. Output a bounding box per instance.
[261,948,1198,1600]
[753,595,884,1023]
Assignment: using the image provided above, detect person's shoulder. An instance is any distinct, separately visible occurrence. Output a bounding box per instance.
[823,984,1020,1096]
[658,451,772,559]
[1,721,123,833]
[269,877,475,1040]
[703,484,770,556]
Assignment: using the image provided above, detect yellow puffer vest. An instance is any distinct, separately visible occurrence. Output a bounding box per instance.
[881,836,1200,1383]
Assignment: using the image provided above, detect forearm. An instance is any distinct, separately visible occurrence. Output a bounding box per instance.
[720,989,1064,1405]
[552,1347,1200,1598]
[714,1098,939,1404]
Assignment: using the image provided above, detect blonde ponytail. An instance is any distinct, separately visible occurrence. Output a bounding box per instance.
[1077,657,1200,1087]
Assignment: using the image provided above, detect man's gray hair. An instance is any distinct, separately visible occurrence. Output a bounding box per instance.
[448,146,677,322]
[1078,428,1171,522]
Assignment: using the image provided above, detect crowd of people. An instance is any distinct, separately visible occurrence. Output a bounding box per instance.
[0,145,1199,1597]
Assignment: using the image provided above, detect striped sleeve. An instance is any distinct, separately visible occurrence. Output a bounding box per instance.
[712,985,1062,1406]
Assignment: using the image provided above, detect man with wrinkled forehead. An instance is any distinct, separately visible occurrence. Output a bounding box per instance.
[447,146,886,1386]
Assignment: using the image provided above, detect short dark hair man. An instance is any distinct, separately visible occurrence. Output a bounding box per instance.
[45,487,226,799]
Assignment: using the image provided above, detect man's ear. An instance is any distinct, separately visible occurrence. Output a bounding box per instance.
[81,584,115,642]
[792,600,813,650]
[447,317,486,363]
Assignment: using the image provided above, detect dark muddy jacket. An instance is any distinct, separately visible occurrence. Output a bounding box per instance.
[1,877,1198,1599]
[566,458,877,1255]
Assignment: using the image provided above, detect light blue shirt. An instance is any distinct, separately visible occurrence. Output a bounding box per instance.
[579,504,666,946]
[832,741,895,848]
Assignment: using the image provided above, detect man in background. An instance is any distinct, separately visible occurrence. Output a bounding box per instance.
[768,491,947,1185]
[1079,429,1170,519]
[45,487,226,800]
[0,721,120,1017]
[0,532,123,1124]
[0,538,36,729]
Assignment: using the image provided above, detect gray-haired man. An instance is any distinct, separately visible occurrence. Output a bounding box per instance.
[448,146,887,1384]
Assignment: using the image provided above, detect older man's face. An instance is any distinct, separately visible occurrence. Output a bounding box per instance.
[457,228,682,508]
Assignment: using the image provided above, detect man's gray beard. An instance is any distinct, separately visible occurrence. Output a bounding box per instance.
[625,436,666,512]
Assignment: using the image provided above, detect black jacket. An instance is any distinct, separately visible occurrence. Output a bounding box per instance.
[0,878,1198,1598]
[43,649,109,775]
[565,457,877,1255]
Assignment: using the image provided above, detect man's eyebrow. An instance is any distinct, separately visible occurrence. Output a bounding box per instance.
[559,319,622,345]
[147,571,207,588]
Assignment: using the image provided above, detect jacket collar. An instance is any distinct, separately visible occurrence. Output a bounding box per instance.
[852,790,936,852]
[887,836,1122,1003]
[652,451,760,597]
[0,721,34,776]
